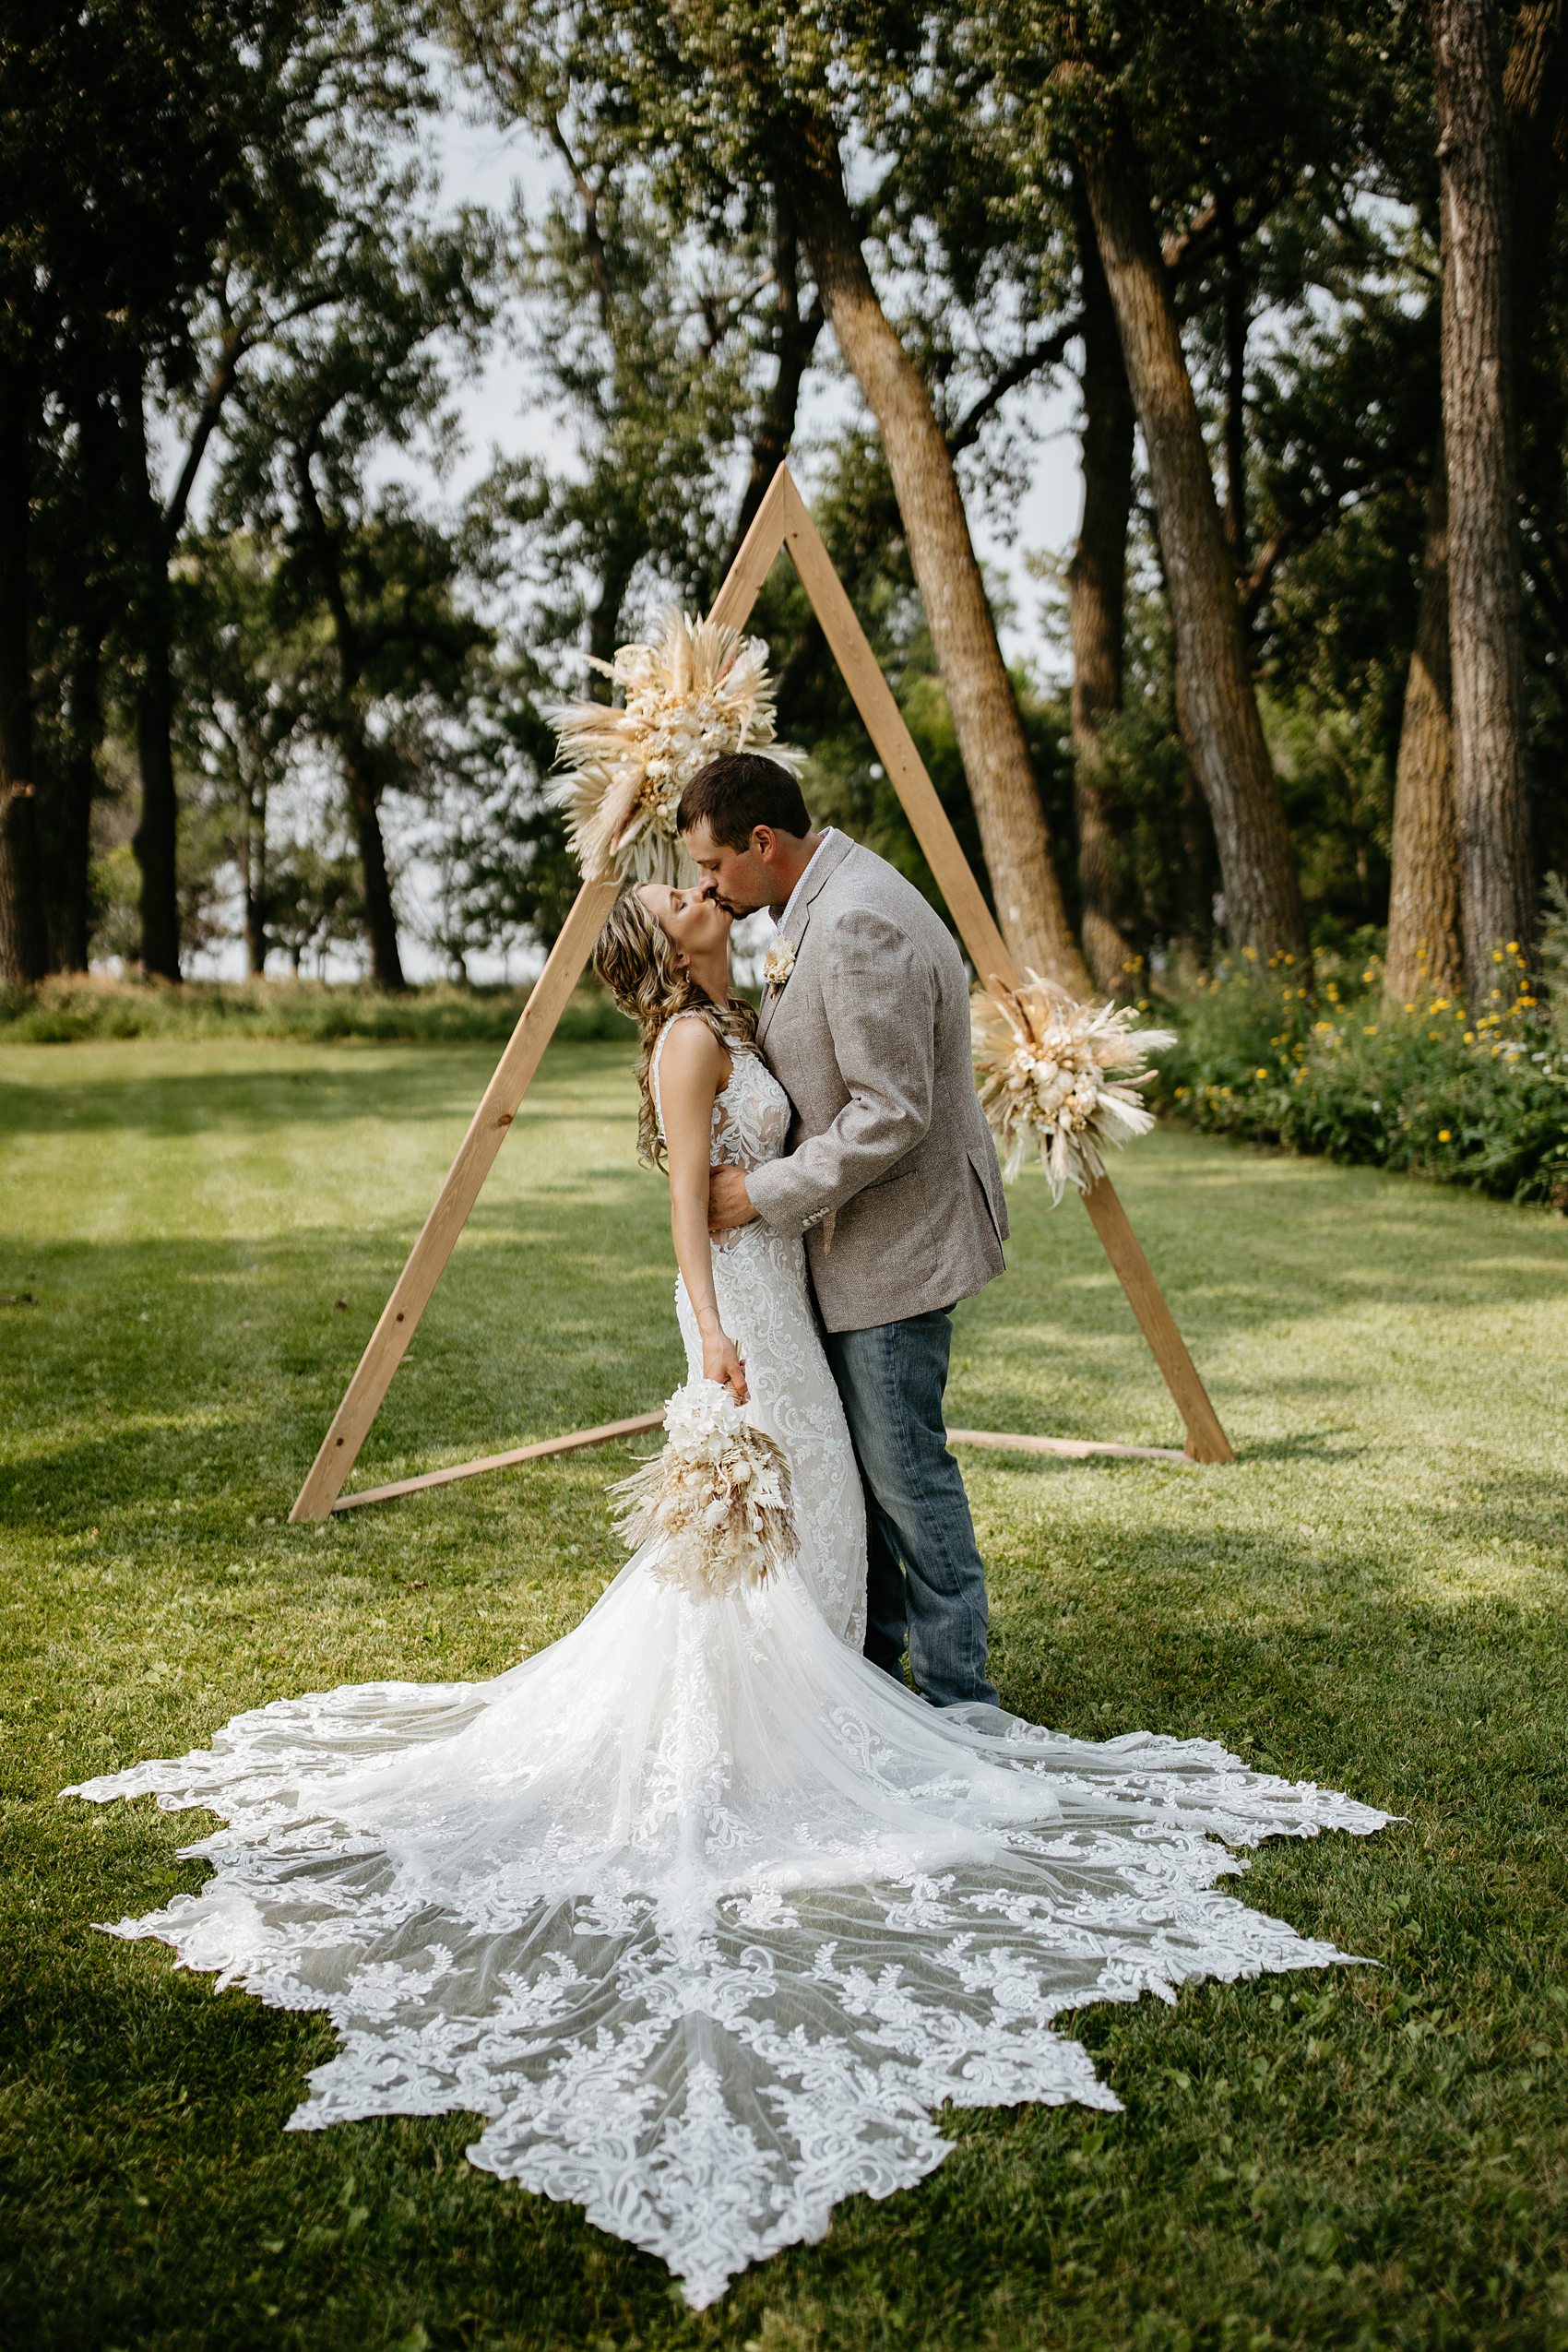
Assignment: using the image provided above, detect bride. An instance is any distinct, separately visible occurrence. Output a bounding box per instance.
[65,882,1389,2310]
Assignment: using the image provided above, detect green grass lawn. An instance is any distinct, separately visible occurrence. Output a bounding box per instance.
[3,1034,1565,2352]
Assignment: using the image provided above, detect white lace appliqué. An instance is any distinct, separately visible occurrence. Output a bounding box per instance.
[62,1011,1393,2310]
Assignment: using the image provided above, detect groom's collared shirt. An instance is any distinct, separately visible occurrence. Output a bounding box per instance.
[775,828,837,933]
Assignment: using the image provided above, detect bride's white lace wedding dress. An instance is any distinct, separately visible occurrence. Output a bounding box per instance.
[65,1021,1389,2307]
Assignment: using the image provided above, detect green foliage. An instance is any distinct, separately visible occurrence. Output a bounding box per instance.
[3,1035,1567,2346]
[0,977,625,1045]
[13,0,446,969]
[1154,929,1568,1210]
[9,0,1568,1002]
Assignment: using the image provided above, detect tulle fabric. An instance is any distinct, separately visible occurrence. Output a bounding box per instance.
[64,1028,1390,2308]
[64,1557,1386,2306]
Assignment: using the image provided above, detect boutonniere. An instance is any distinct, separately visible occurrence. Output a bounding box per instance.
[762,938,797,992]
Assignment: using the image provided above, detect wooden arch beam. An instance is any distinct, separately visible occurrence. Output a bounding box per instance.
[290,465,1228,1523]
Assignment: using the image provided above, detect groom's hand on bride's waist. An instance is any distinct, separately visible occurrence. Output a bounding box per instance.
[708,1166,758,1231]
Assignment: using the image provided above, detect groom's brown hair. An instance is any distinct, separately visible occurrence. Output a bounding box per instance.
[677,753,812,848]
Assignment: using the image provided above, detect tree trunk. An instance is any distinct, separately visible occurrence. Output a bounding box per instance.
[1218,190,1249,566]
[235,762,269,978]
[0,352,47,986]
[339,731,404,989]
[1177,762,1218,956]
[295,449,405,990]
[723,190,822,575]
[1385,451,1462,1004]
[131,612,181,979]
[54,630,102,971]
[588,534,638,681]
[246,785,269,977]
[786,125,1091,993]
[1067,185,1140,995]
[121,365,182,980]
[53,386,119,971]
[1503,3,1568,310]
[1385,3,1561,1003]
[1432,0,1536,995]
[1071,93,1311,967]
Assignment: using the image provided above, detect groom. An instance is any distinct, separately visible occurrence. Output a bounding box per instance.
[678,752,1008,1710]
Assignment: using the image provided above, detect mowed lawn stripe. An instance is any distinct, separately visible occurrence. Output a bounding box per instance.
[2,1035,1564,2352]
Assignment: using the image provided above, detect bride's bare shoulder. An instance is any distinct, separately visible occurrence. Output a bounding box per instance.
[655,1015,731,1098]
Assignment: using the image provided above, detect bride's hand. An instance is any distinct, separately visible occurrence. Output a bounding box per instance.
[701,1326,748,1404]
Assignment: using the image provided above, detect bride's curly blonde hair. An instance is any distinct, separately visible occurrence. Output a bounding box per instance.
[593,889,758,1169]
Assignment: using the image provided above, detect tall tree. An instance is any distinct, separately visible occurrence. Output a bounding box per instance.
[212,179,495,987]
[454,0,1092,989]
[1066,184,1140,992]
[119,360,186,977]
[781,116,1090,990]
[1386,1,1565,998]
[1064,80,1310,964]
[1386,449,1462,1001]
[31,381,123,969]
[118,5,436,977]
[972,0,1416,964]
[1431,0,1535,992]
[0,0,266,980]
[448,4,782,658]
[178,534,311,974]
[0,358,46,985]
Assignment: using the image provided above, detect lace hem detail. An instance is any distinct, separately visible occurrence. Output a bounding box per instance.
[65,1565,1389,2310]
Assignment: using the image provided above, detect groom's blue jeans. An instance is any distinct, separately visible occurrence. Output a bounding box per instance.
[824,1307,999,1709]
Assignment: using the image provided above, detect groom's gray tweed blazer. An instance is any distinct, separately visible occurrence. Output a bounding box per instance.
[744,832,1008,1333]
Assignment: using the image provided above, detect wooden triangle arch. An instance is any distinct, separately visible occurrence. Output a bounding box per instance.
[290,465,1232,1522]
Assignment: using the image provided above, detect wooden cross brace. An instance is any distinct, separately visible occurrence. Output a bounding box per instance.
[289,465,1231,1523]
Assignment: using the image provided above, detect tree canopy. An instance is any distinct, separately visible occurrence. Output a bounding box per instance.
[2,0,1562,999]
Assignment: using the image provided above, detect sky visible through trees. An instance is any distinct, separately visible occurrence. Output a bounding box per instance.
[120,103,1023,981]
[211,85,1083,984]
[4,0,1561,1009]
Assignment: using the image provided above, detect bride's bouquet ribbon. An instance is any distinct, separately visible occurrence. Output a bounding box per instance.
[611,1377,798,1596]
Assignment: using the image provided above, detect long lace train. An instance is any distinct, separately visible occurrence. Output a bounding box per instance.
[65,1550,1388,2308]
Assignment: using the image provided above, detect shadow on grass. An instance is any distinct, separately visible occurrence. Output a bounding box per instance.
[1212,1428,1366,1463]
[0,1180,681,1531]
[0,1039,636,1141]
[6,1175,1564,1556]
